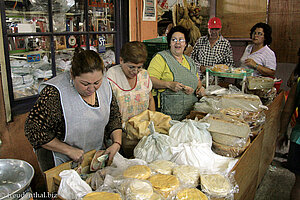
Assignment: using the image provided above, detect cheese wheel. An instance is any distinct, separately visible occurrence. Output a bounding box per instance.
[172,165,200,187]
[211,131,248,147]
[149,160,176,175]
[200,174,231,197]
[122,179,153,200]
[212,137,251,158]
[83,192,121,200]
[149,174,179,198]
[176,188,208,200]
[123,165,151,180]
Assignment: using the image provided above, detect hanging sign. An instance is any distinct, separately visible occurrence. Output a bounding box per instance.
[98,36,106,53]
[143,0,156,21]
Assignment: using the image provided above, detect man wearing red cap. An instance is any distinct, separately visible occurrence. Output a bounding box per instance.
[191,17,234,77]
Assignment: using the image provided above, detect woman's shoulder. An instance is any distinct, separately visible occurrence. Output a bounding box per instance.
[106,64,122,79]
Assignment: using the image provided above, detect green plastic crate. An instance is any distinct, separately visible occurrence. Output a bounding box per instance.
[143,37,168,68]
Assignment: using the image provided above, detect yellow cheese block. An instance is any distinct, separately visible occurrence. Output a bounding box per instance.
[123,165,151,180]
[82,192,121,200]
[176,188,208,200]
[149,174,179,198]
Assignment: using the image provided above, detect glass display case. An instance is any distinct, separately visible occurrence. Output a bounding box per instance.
[1,0,122,114]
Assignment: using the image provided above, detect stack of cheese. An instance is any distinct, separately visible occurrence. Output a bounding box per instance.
[219,107,265,138]
[172,165,200,188]
[220,93,263,112]
[83,192,122,200]
[206,114,251,157]
[149,174,180,198]
[176,188,208,200]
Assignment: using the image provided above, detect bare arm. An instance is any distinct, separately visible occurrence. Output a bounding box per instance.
[245,58,275,77]
[105,129,122,165]
[148,92,155,111]
[277,83,298,148]
[42,138,84,163]
[150,76,185,92]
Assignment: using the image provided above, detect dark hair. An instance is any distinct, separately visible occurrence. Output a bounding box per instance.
[120,41,148,64]
[250,22,272,46]
[167,26,190,48]
[71,47,104,77]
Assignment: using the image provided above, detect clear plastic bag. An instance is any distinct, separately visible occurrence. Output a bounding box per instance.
[172,165,200,188]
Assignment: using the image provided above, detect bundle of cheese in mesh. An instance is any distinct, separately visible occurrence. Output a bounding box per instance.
[172,165,200,187]
[123,165,151,180]
[220,94,263,112]
[120,179,156,200]
[200,174,232,198]
[82,192,121,200]
[149,174,180,198]
[148,160,177,175]
[176,188,208,200]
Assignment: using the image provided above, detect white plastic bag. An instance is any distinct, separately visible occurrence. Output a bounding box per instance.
[58,170,92,200]
[169,119,212,146]
[134,122,179,163]
[171,142,238,174]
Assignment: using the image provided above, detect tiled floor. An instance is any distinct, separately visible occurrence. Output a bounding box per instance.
[254,142,295,200]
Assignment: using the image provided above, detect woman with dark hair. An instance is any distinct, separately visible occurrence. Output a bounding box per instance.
[240,22,276,77]
[148,26,204,120]
[25,48,122,171]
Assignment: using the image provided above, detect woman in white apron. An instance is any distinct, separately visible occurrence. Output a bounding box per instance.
[25,48,122,171]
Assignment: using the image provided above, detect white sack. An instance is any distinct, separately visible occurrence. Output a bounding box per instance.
[134,122,179,163]
[169,119,212,146]
[171,142,238,174]
[58,169,92,200]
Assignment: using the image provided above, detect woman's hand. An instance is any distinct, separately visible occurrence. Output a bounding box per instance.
[105,142,121,166]
[167,81,185,92]
[195,86,206,97]
[182,85,194,94]
[67,147,85,163]
[244,58,257,68]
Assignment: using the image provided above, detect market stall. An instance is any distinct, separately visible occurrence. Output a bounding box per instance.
[44,90,283,200]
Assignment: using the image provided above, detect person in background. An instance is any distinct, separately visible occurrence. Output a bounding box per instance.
[277,51,300,200]
[25,48,122,171]
[240,22,276,77]
[191,17,234,76]
[148,26,204,121]
[106,41,155,157]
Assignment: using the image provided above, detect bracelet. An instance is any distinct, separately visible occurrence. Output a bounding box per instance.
[255,63,259,69]
[113,141,122,147]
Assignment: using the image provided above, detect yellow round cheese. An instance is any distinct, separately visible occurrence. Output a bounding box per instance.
[149,160,176,175]
[176,188,208,200]
[172,165,200,187]
[149,174,179,198]
[83,192,121,200]
[122,179,153,200]
[123,165,151,180]
[200,174,231,197]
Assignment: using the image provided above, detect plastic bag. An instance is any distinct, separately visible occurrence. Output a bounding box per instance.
[168,119,212,146]
[134,122,179,163]
[58,170,92,200]
[200,171,239,200]
[172,165,200,187]
[194,96,221,114]
[119,178,155,200]
[171,142,238,174]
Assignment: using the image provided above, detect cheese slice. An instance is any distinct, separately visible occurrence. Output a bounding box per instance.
[211,131,249,147]
[176,188,208,200]
[83,192,121,200]
[200,174,231,197]
[207,114,250,138]
[123,165,151,180]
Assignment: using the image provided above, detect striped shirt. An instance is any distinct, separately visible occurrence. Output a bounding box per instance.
[191,35,234,76]
[240,44,276,76]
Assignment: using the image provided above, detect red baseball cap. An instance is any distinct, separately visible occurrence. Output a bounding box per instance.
[208,17,222,29]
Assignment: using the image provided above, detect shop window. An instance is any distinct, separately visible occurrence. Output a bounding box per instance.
[1,0,121,116]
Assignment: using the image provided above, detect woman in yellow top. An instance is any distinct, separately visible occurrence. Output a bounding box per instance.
[148,26,204,120]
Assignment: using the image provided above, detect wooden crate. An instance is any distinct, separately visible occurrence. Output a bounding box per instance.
[44,149,96,193]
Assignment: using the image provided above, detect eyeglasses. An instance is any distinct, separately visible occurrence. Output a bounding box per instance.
[127,64,143,71]
[252,32,264,36]
[171,38,186,43]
